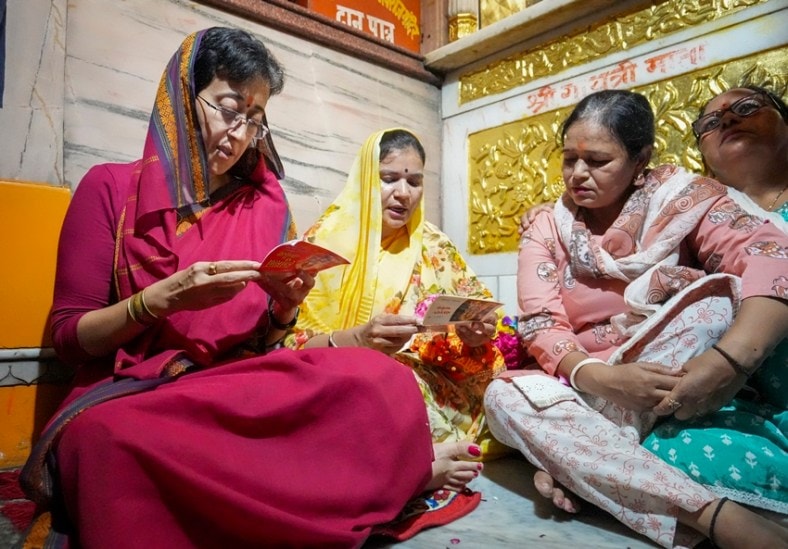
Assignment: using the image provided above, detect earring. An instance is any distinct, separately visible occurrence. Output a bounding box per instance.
[633,172,646,187]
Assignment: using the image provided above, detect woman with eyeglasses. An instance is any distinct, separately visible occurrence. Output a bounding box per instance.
[519,85,788,523]
[20,27,440,548]
[693,86,788,222]
[641,84,788,520]
[485,89,788,547]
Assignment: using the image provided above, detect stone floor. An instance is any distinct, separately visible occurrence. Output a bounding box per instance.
[4,456,785,548]
[364,455,660,549]
[2,457,662,548]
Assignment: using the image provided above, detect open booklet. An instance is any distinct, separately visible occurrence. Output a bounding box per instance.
[417,295,503,332]
[259,240,349,275]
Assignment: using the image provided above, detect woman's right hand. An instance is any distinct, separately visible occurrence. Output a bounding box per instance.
[346,314,419,355]
[575,361,682,412]
[145,260,264,316]
[76,260,264,358]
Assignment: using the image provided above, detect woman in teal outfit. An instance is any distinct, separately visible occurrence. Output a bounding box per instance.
[643,85,788,514]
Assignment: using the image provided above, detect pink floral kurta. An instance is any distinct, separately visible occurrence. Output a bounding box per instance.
[484,165,788,548]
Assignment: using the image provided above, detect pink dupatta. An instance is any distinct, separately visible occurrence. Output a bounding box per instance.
[554,164,731,335]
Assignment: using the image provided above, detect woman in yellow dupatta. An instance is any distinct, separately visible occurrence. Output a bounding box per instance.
[287,129,510,461]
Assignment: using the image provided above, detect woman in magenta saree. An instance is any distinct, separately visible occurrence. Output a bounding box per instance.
[20,27,433,548]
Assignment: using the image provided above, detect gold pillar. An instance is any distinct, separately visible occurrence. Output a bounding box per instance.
[448,0,479,42]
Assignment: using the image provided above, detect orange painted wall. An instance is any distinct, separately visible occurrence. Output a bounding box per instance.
[296,0,422,52]
[0,385,69,467]
[0,181,72,467]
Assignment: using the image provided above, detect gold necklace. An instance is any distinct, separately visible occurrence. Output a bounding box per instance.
[767,182,788,211]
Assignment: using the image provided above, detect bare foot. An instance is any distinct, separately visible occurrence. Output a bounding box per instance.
[534,470,580,513]
[426,442,483,492]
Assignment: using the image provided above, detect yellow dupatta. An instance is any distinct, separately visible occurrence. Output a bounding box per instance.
[298,129,426,333]
[293,130,511,458]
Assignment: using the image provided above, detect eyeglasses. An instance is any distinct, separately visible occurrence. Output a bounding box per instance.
[197,96,269,141]
[692,92,777,139]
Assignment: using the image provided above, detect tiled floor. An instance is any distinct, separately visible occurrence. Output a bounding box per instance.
[365,455,661,548]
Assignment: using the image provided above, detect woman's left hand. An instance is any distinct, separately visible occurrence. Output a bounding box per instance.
[259,269,315,315]
[653,351,747,419]
[455,313,497,347]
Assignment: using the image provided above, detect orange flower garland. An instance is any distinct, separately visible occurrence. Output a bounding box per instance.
[410,295,506,382]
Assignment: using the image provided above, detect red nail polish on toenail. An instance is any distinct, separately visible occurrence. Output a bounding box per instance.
[477,463,483,470]
[469,446,481,457]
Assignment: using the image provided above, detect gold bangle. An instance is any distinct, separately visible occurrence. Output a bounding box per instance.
[139,289,159,320]
[133,292,145,322]
[129,291,157,326]
[328,331,338,348]
[127,296,140,324]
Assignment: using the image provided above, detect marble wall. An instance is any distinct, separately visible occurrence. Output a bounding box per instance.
[0,0,66,186]
[0,0,442,233]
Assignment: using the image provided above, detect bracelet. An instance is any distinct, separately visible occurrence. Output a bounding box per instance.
[569,357,607,392]
[708,497,729,547]
[268,300,299,330]
[328,331,338,348]
[711,344,752,377]
[128,291,158,326]
[127,297,140,324]
[139,289,159,320]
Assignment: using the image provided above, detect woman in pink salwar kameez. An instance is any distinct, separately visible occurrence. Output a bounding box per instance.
[20,27,437,549]
[484,90,788,548]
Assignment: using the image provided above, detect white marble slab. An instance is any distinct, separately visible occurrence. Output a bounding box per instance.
[63,0,442,232]
[2,0,442,233]
[0,0,66,184]
[364,455,660,548]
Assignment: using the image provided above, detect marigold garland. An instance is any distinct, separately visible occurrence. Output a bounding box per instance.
[410,294,524,381]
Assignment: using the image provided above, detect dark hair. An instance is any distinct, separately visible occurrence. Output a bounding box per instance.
[193,27,284,95]
[380,129,426,164]
[560,90,655,159]
[697,85,788,125]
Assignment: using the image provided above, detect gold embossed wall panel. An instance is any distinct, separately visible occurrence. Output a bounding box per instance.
[480,0,531,28]
[460,0,768,105]
[467,47,787,254]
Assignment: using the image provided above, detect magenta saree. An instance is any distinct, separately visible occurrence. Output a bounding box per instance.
[21,30,433,548]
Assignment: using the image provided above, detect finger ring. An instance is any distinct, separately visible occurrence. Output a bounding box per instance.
[667,398,682,410]
[208,263,217,276]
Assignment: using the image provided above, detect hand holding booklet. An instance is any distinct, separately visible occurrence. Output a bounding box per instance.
[417,295,503,332]
[259,240,349,276]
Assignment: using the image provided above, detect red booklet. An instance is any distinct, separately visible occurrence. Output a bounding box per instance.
[259,240,349,275]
